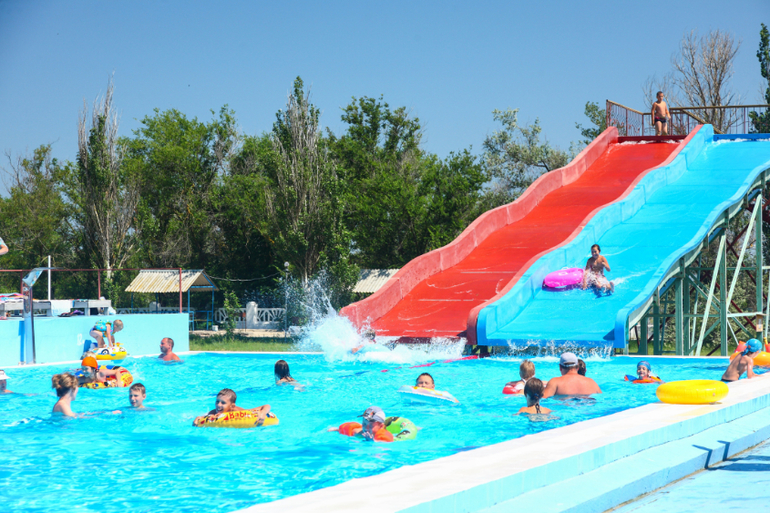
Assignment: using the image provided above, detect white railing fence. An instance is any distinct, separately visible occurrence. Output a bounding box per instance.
[215,306,286,330]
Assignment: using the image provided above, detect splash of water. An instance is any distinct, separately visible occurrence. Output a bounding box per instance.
[499,339,613,361]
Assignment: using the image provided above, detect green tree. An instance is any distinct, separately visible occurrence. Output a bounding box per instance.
[750,23,770,133]
[575,101,607,145]
[482,108,571,205]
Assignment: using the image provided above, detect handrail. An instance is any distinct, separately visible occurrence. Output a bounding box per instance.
[606,100,644,115]
[675,104,770,110]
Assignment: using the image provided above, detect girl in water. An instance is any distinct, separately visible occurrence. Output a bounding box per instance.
[52,373,79,417]
[516,378,552,417]
[274,360,298,385]
[582,244,614,293]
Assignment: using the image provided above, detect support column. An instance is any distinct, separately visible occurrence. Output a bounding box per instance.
[756,194,764,341]
[720,230,728,356]
[640,315,648,356]
[675,259,684,356]
[653,288,661,355]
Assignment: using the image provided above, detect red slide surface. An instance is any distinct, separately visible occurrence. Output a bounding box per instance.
[341,128,685,341]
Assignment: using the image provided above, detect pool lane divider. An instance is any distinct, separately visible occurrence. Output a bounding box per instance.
[239,374,770,513]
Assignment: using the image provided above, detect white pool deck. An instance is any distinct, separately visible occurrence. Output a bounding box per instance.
[240,359,770,513]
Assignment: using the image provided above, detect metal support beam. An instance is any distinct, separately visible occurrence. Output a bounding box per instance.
[675,258,684,355]
[695,233,726,356]
[653,288,661,355]
[756,194,764,340]
[719,222,728,356]
[640,315,648,355]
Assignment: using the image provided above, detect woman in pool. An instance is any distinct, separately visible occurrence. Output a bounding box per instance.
[52,373,79,417]
[516,378,552,417]
[275,360,299,385]
[582,244,614,293]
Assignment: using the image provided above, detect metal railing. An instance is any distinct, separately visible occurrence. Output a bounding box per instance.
[606,101,770,137]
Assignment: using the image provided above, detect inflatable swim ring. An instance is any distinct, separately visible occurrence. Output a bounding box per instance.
[80,368,133,389]
[503,383,523,395]
[337,416,418,441]
[398,385,459,404]
[655,380,728,405]
[194,410,279,428]
[543,268,584,289]
[94,344,128,361]
[730,347,770,367]
[624,375,663,384]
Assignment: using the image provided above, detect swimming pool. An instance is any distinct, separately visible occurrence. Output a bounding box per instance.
[0,352,744,512]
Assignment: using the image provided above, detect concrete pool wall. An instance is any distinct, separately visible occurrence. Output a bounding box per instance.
[0,313,189,366]
[242,357,770,513]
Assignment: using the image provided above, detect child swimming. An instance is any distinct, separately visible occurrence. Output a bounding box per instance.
[275,360,298,385]
[517,378,552,416]
[129,383,146,409]
[193,388,271,426]
[625,360,663,383]
[722,339,762,382]
[505,360,535,394]
[77,356,130,387]
[52,373,79,417]
[415,373,435,389]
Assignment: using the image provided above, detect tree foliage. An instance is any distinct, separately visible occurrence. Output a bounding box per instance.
[575,101,607,146]
[750,23,770,133]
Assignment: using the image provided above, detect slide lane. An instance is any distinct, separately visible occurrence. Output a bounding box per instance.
[479,127,770,348]
[341,129,685,340]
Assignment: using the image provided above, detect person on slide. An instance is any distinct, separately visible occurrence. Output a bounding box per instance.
[542,353,602,398]
[582,244,613,294]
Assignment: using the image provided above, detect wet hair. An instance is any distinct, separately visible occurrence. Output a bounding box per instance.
[130,383,146,395]
[519,360,535,379]
[524,378,545,413]
[416,372,434,385]
[217,388,237,403]
[52,373,78,397]
[656,91,663,96]
[274,360,293,380]
[362,329,376,340]
[162,337,175,349]
[591,244,601,253]
[577,359,586,376]
[113,320,124,331]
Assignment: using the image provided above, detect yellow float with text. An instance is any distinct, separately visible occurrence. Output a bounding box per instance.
[194,410,279,428]
[655,379,728,405]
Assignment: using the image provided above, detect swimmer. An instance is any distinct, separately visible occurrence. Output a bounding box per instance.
[159,337,182,362]
[722,339,763,382]
[274,359,303,387]
[0,369,13,394]
[582,244,613,294]
[415,372,435,390]
[89,319,123,349]
[52,373,79,417]
[542,352,602,398]
[516,378,552,416]
[193,388,270,426]
[505,360,535,394]
[129,383,146,409]
[577,359,586,376]
[78,356,130,387]
[351,328,377,354]
[331,406,395,442]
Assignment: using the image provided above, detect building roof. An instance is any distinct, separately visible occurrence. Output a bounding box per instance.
[125,269,218,294]
[353,269,400,294]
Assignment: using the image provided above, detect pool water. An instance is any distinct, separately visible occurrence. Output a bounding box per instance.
[0,353,744,512]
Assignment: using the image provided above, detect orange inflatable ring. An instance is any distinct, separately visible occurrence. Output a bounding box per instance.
[730,349,770,367]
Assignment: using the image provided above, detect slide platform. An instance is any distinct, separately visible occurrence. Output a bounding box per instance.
[477,127,770,348]
[341,128,685,341]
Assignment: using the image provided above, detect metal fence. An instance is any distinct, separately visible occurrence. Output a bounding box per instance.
[606,101,770,137]
[214,307,286,330]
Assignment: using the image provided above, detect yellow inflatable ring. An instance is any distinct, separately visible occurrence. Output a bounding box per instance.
[94,345,128,361]
[729,350,770,367]
[81,369,133,389]
[195,411,279,428]
[656,379,728,405]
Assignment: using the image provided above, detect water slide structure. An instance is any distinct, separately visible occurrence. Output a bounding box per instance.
[341,124,770,351]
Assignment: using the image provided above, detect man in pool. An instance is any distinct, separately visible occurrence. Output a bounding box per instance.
[542,352,602,398]
[158,337,182,362]
[722,339,763,382]
[0,369,13,394]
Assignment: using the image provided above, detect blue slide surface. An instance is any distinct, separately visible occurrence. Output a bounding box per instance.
[476,126,770,348]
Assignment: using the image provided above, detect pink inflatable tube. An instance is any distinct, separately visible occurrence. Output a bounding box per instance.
[543,268,584,289]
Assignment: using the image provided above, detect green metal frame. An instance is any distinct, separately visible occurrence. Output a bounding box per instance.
[626,168,769,356]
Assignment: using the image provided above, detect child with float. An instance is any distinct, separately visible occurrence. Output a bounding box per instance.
[504,360,537,394]
[624,361,663,384]
[332,406,418,442]
[723,339,763,382]
[77,356,131,388]
[193,388,273,427]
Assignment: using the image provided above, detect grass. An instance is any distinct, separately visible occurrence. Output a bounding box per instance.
[189,334,298,352]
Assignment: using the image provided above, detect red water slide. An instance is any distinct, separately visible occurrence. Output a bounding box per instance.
[340,128,686,342]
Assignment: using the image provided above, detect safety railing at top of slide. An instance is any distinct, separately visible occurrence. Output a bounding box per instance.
[606,100,770,137]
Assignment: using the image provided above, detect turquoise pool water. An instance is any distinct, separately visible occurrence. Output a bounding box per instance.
[0,353,745,512]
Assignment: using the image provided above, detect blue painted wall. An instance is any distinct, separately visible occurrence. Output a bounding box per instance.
[0,313,189,366]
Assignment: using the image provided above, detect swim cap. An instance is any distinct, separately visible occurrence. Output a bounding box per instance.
[81,356,98,369]
[743,339,762,355]
[637,360,652,371]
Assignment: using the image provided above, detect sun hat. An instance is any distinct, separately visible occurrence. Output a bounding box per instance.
[559,352,579,368]
[81,356,98,369]
[0,370,10,380]
[743,339,762,355]
[637,360,652,371]
[359,406,386,423]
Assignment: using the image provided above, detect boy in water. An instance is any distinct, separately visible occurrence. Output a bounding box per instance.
[158,337,182,362]
[722,339,763,382]
[415,373,435,390]
[505,360,536,394]
[89,319,123,349]
[78,356,130,387]
[193,388,270,425]
[582,244,613,294]
[129,383,147,409]
[651,91,671,136]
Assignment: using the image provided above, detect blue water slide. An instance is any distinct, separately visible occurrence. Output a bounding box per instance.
[476,126,770,348]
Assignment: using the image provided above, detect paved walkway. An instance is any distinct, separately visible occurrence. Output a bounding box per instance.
[612,439,770,512]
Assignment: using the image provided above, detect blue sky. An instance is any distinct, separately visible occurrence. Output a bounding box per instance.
[1,0,767,172]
